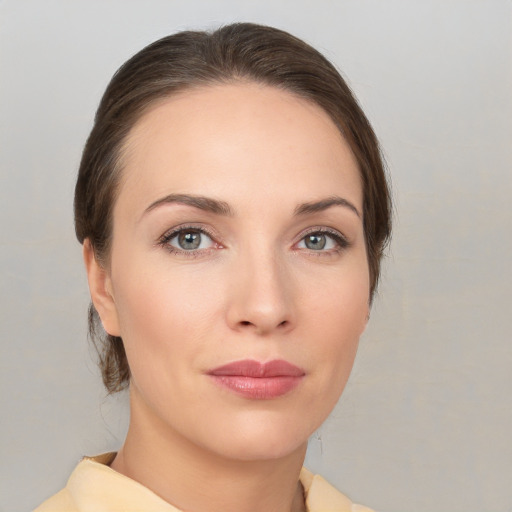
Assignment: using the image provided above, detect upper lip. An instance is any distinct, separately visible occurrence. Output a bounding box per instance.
[208,359,305,378]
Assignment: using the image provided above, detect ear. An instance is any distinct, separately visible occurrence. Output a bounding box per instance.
[83,239,121,337]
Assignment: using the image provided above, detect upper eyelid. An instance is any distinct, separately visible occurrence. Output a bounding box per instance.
[296,226,348,241]
[157,225,219,256]
[159,224,218,241]
[294,227,350,251]
[160,225,345,238]
[299,226,342,235]
[157,224,349,250]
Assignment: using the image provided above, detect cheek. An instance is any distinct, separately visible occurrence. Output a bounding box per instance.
[307,256,369,334]
[110,258,224,371]
[306,262,369,387]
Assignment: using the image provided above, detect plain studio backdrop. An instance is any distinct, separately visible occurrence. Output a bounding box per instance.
[1,1,511,511]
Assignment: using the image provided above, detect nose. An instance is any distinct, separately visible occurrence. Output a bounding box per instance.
[225,246,295,336]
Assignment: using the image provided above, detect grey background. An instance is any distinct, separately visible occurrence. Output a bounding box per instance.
[1,1,511,511]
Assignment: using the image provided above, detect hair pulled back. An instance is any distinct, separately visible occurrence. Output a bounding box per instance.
[74,22,392,393]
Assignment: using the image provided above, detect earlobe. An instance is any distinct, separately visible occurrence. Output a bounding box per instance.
[83,240,121,337]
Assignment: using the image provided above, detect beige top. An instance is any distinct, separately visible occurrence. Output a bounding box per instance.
[34,453,374,512]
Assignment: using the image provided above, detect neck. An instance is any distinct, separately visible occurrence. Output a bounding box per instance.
[110,387,308,512]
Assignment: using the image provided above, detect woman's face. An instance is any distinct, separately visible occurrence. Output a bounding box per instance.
[94,83,369,461]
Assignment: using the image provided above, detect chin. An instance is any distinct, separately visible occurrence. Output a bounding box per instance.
[196,412,313,462]
[212,435,307,462]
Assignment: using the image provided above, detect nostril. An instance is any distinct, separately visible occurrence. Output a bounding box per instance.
[235,318,291,332]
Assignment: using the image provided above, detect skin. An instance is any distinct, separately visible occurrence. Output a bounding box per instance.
[84,82,370,512]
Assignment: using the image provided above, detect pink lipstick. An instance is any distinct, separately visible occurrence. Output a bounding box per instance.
[207,359,305,399]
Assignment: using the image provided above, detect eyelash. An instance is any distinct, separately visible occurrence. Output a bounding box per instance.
[297,227,350,255]
[157,224,220,258]
[157,225,350,257]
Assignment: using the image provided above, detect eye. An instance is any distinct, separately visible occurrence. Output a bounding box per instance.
[296,229,348,252]
[160,227,217,253]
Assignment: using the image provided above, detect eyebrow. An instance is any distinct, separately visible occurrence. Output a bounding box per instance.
[143,193,234,218]
[294,196,361,218]
[142,193,360,220]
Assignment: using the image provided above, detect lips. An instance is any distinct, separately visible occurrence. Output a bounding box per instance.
[207,359,305,399]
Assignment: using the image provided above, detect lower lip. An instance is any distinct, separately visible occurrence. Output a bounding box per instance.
[210,375,303,399]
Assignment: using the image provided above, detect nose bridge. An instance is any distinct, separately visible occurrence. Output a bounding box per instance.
[226,237,294,334]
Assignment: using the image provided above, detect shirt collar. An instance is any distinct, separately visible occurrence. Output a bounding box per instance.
[67,453,359,512]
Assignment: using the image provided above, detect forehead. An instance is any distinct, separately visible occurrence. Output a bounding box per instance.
[116,82,362,216]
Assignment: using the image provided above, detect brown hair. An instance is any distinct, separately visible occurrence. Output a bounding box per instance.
[74,22,392,393]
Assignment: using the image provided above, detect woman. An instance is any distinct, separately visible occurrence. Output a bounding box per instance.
[35,22,391,512]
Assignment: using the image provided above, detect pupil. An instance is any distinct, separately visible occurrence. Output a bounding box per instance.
[178,231,201,250]
[306,234,326,250]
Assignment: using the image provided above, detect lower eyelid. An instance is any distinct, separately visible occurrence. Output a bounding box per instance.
[158,226,349,254]
[157,225,224,257]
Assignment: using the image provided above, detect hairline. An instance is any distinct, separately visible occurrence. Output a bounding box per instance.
[100,77,359,260]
